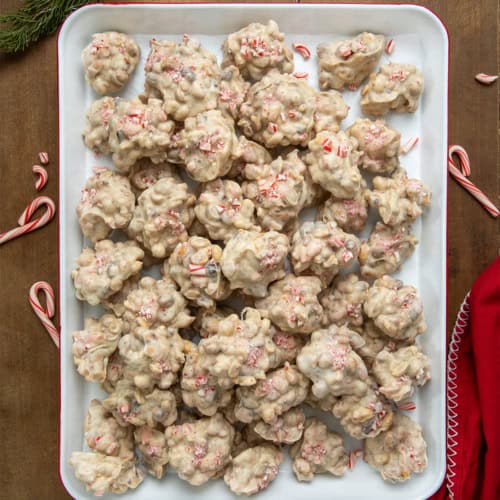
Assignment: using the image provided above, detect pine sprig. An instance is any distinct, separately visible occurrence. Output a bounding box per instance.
[0,0,95,53]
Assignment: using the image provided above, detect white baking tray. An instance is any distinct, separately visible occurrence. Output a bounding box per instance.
[58,3,448,499]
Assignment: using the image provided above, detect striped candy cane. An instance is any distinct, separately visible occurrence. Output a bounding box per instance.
[29,281,59,348]
[0,196,56,246]
[448,145,499,218]
[32,164,49,191]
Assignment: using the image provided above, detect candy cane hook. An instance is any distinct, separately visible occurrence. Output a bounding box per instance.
[29,281,59,348]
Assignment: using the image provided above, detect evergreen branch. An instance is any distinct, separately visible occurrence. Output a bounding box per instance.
[0,0,95,53]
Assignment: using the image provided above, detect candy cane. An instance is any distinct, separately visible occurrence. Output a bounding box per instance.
[397,401,416,411]
[292,43,311,59]
[293,72,308,79]
[32,165,48,191]
[29,281,59,348]
[38,152,49,165]
[448,145,499,218]
[400,137,419,154]
[0,196,56,245]
[385,39,395,55]
[474,73,498,85]
[349,449,363,469]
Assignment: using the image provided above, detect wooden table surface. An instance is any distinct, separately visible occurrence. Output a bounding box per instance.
[0,0,498,498]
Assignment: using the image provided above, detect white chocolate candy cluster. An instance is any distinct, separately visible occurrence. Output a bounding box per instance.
[347,118,401,174]
[364,413,428,482]
[290,418,349,481]
[82,32,140,95]
[77,168,135,242]
[243,150,313,231]
[291,220,361,286]
[367,168,431,226]
[71,239,144,306]
[128,177,195,258]
[195,179,259,241]
[224,444,283,495]
[165,413,234,485]
[169,110,241,182]
[359,222,418,278]
[165,236,230,309]
[372,345,431,402]
[318,32,385,91]
[72,314,125,383]
[222,20,294,81]
[221,230,289,297]
[306,130,362,199]
[74,22,432,496]
[363,275,426,342]
[255,274,323,334]
[361,63,425,115]
[143,37,220,121]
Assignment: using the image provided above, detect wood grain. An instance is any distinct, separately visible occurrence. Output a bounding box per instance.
[0,1,497,498]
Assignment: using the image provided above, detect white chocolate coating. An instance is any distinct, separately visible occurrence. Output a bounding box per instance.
[72,314,125,383]
[268,326,306,369]
[134,425,169,479]
[255,274,323,334]
[238,71,316,148]
[313,90,349,134]
[242,150,310,231]
[218,65,250,120]
[123,276,194,330]
[102,275,140,318]
[306,130,362,199]
[77,168,135,242]
[347,118,401,174]
[170,110,241,182]
[221,230,289,297]
[128,177,195,258]
[359,222,418,279]
[320,273,369,329]
[82,32,139,95]
[332,387,394,439]
[253,407,305,444]
[296,324,369,398]
[290,418,349,481]
[318,32,385,91]
[103,382,178,428]
[224,445,283,496]
[128,159,180,194]
[234,363,309,423]
[195,179,259,242]
[165,413,235,486]
[69,452,144,497]
[372,345,431,402]
[222,20,293,81]
[82,97,116,154]
[71,240,144,306]
[165,237,230,309]
[304,390,339,413]
[367,168,431,226]
[227,136,272,181]
[197,308,275,388]
[361,63,424,115]
[143,37,220,121]
[108,98,175,173]
[317,186,369,234]
[364,275,426,341]
[290,221,361,286]
[181,347,233,416]
[118,325,186,391]
[85,399,134,459]
[194,306,235,339]
[364,413,428,482]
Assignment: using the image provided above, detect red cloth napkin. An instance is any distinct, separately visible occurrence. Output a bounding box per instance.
[430,257,500,500]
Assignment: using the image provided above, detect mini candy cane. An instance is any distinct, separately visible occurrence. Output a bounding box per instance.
[38,152,49,165]
[0,196,56,246]
[397,401,416,411]
[400,137,419,154]
[448,145,499,218]
[474,73,498,85]
[349,449,363,469]
[292,42,311,59]
[385,39,395,55]
[293,72,308,79]
[29,281,59,348]
[32,165,48,191]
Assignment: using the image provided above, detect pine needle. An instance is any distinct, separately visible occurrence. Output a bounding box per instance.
[0,0,95,53]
